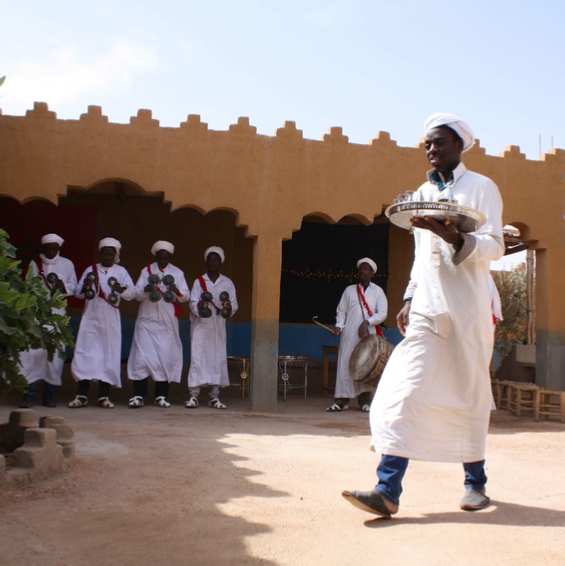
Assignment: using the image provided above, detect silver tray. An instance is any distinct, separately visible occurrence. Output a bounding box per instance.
[385,201,486,233]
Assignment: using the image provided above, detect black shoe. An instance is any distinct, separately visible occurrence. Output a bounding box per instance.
[19,395,35,409]
[43,397,57,408]
[342,490,399,518]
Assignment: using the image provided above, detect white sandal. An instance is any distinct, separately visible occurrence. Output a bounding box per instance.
[360,404,370,412]
[68,395,88,408]
[184,396,199,409]
[208,398,226,410]
[97,397,115,409]
[326,403,348,412]
[129,396,144,408]
[154,396,171,408]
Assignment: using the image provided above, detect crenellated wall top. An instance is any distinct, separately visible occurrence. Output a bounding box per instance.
[1,102,564,247]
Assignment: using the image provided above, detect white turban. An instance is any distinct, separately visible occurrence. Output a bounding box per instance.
[424,112,475,153]
[41,233,64,247]
[357,257,377,273]
[151,241,175,256]
[98,237,122,264]
[204,246,225,263]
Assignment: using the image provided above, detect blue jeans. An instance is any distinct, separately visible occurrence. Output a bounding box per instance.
[374,455,487,506]
[25,382,55,398]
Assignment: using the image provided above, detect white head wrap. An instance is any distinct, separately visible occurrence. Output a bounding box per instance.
[357,257,377,273]
[424,112,475,153]
[151,241,175,256]
[41,233,64,247]
[204,246,225,263]
[98,237,122,264]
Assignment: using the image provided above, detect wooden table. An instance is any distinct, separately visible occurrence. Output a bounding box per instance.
[322,345,339,393]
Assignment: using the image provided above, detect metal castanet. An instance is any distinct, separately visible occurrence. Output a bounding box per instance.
[219,291,231,319]
[107,276,119,305]
[147,274,162,302]
[46,272,59,285]
[84,271,97,300]
[162,274,175,303]
[199,291,213,318]
[349,334,395,387]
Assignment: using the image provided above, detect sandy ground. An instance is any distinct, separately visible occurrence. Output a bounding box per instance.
[1,390,565,566]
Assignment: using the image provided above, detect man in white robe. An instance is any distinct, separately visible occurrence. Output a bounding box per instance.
[69,238,135,409]
[127,241,190,408]
[185,246,238,409]
[19,233,77,408]
[327,258,388,412]
[343,113,504,517]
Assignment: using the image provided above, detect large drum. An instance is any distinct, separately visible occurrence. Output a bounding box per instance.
[349,334,395,387]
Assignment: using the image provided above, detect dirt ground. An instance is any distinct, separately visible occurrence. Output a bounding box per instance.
[1,389,564,566]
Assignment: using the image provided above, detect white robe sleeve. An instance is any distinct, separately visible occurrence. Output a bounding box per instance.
[367,286,388,327]
[189,278,203,317]
[335,288,349,329]
[117,268,136,301]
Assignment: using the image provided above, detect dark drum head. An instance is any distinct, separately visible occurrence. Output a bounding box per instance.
[163,274,175,286]
[47,272,58,284]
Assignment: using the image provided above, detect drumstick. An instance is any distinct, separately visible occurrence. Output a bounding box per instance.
[312,316,334,333]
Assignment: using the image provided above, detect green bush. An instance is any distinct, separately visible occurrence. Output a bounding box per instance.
[0,229,75,393]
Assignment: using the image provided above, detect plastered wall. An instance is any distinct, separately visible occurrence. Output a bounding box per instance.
[2,102,565,408]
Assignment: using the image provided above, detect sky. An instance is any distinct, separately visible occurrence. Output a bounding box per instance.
[0,1,558,270]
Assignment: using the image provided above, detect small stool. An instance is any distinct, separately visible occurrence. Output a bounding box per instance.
[535,389,565,423]
[494,380,511,410]
[508,383,539,417]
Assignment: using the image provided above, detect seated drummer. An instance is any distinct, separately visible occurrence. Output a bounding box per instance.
[327,258,388,412]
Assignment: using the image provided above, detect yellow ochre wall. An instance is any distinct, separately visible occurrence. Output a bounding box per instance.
[1,102,565,410]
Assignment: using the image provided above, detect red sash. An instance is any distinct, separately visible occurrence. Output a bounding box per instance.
[92,264,119,309]
[198,275,221,315]
[148,264,183,317]
[33,257,53,291]
[357,283,383,337]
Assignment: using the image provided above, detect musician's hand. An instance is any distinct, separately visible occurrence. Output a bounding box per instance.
[410,216,463,247]
[397,301,411,336]
[197,300,206,309]
[144,284,155,293]
[358,320,370,338]
[331,326,342,337]
[113,284,127,294]
[54,279,66,292]
[168,284,179,295]
[223,300,232,309]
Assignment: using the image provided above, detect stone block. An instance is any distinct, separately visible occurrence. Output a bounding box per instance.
[50,424,74,441]
[60,442,76,463]
[13,428,62,471]
[9,410,39,428]
[39,416,66,427]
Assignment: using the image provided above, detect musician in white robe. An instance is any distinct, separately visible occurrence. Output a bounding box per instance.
[185,246,238,410]
[326,258,388,412]
[343,113,504,518]
[69,238,135,409]
[19,233,77,408]
[127,241,190,408]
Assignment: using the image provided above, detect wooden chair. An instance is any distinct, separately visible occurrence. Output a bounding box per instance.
[535,389,565,423]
